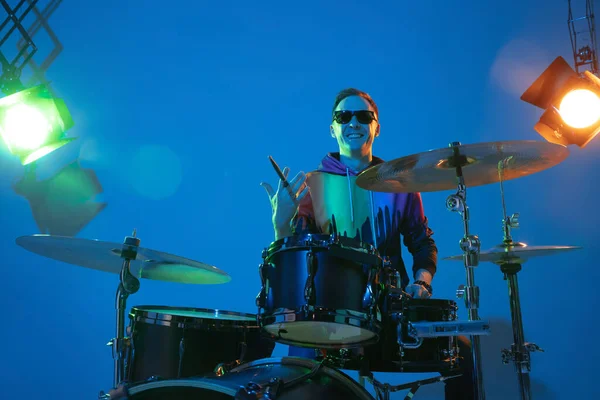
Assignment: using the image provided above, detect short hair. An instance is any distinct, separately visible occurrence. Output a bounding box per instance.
[332,88,379,118]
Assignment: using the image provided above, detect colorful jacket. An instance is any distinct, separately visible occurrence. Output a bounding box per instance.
[292,152,437,288]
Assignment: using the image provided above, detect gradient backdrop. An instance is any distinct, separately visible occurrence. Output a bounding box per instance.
[1,1,598,398]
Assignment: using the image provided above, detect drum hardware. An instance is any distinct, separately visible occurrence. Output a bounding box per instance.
[304,249,318,306]
[235,378,284,400]
[397,317,423,349]
[214,359,243,377]
[235,361,325,399]
[494,159,542,400]
[442,141,486,400]
[356,140,571,398]
[362,372,463,400]
[443,159,584,400]
[98,383,129,400]
[407,320,491,338]
[106,230,142,387]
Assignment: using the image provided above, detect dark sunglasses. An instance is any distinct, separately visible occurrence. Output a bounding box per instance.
[333,110,377,125]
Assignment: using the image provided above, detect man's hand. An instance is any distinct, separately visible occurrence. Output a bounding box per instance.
[405,283,431,299]
[406,269,433,299]
[260,167,309,239]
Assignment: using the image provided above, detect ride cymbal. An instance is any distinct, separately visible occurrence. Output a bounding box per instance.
[16,234,231,284]
[356,140,569,193]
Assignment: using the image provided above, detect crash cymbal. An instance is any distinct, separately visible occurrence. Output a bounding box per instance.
[16,234,231,284]
[356,140,569,193]
[443,242,582,265]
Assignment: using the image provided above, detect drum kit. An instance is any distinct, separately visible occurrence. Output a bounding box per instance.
[15,140,581,400]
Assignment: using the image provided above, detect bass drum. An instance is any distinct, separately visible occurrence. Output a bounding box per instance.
[126,357,375,400]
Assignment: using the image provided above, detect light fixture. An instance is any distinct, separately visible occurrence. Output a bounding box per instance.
[521,56,600,148]
[0,83,75,164]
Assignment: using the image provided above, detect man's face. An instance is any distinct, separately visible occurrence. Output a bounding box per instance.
[330,95,380,156]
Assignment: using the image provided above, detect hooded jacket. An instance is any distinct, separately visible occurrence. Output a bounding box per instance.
[292,152,437,289]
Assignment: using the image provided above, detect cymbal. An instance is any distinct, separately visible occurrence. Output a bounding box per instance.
[443,242,582,265]
[16,234,231,284]
[356,140,569,193]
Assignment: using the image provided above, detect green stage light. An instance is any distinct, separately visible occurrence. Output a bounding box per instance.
[0,83,75,165]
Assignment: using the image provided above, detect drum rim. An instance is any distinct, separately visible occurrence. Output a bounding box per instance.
[127,378,237,396]
[129,305,258,323]
[259,309,381,349]
[403,299,458,308]
[266,233,379,255]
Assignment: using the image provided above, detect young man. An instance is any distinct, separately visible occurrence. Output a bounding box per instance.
[260,88,475,399]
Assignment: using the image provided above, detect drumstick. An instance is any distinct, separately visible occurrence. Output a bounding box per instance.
[268,155,301,203]
[268,155,290,188]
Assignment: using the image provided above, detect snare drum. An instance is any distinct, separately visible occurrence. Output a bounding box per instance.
[126,306,275,383]
[256,234,383,349]
[123,357,375,400]
[320,298,462,373]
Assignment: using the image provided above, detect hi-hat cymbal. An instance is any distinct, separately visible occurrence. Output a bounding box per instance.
[443,242,582,265]
[16,234,231,284]
[356,140,569,193]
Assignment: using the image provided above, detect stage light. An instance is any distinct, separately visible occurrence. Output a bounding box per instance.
[521,56,600,148]
[0,83,75,165]
[558,89,600,128]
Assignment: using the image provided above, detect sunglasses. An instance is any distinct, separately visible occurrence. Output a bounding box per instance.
[333,110,377,125]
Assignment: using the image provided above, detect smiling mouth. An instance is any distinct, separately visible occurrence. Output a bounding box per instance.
[346,134,364,139]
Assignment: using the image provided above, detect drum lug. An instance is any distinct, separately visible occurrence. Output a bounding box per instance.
[235,378,283,400]
[362,267,377,312]
[256,262,270,310]
[214,359,242,377]
[98,383,129,400]
[362,282,375,311]
[303,250,318,306]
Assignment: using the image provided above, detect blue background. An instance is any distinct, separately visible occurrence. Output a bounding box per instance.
[1,0,598,398]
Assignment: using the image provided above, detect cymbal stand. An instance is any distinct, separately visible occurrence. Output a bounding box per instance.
[108,230,141,387]
[444,141,486,400]
[496,161,544,400]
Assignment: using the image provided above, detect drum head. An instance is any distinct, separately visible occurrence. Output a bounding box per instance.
[130,306,258,323]
[263,321,376,348]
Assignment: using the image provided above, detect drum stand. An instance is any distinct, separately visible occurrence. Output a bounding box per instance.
[496,162,543,400]
[364,373,462,400]
[107,231,141,387]
[445,142,486,400]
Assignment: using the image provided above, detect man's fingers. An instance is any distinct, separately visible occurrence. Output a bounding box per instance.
[296,185,310,202]
[289,171,307,190]
[260,182,275,199]
[276,167,291,192]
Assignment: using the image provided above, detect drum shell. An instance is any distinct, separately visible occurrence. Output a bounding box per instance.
[263,245,375,313]
[127,307,275,383]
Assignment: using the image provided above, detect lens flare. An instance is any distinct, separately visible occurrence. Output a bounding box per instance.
[1,104,52,151]
[558,89,600,129]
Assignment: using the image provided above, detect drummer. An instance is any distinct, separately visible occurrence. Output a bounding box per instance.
[260,88,475,400]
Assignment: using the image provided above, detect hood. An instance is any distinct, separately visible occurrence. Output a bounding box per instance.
[316,152,385,176]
